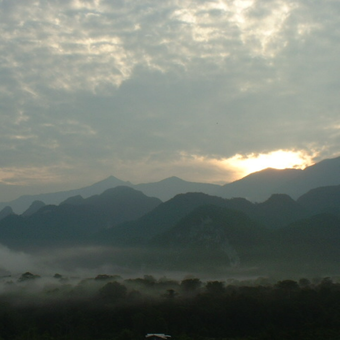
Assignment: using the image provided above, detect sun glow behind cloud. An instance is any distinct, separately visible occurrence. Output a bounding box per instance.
[221,150,316,180]
[174,149,317,185]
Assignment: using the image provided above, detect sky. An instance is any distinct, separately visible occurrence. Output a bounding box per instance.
[0,0,340,202]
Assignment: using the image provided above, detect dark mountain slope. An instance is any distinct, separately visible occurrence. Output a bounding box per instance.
[22,200,46,217]
[97,191,318,247]
[297,185,340,215]
[253,194,309,229]
[97,192,230,245]
[0,187,161,248]
[61,186,162,225]
[156,205,269,248]
[0,206,14,221]
[0,204,106,248]
[276,213,340,245]
[146,208,340,273]
[271,213,340,273]
[150,205,271,270]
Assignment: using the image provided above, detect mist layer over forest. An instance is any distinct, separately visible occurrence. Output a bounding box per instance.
[1,271,340,340]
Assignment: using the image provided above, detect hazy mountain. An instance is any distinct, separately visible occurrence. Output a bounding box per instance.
[0,206,14,221]
[279,156,340,199]
[0,176,219,214]
[22,200,46,217]
[297,185,340,215]
[0,205,106,248]
[0,186,161,248]
[1,184,337,255]
[218,168,301,202]
[253,194,309,229]
[218,156,340,202]
[134,176,221,201]
[97,192,229,245]
[97,192,311,247]
[60,195,84,206]
[146,207,340,273]
[0,184,340,274]
[2,156,340,214]
[60,186,162,225]
[0,176,131,214]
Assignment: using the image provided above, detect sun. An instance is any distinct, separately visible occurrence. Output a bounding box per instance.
[222,150,315,180]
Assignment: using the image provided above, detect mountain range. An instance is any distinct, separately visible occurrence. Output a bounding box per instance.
[0,179,339,275]
[0,186,161,249]
[0,156,339,276]
[1,156,340,214]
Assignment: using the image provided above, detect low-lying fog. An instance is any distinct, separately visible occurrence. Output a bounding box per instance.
[2,242,340,286]
[0,242,258,279]
[3,242,340,340]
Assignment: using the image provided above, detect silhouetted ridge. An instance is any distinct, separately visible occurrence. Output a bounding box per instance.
[0,206,14,221]
[134,177,221,201]
[155,204,269,247]
[219,168,301,202]
[0,175,132,214]
[60,195,84,205]
[0,187,162,247]
[81,186,162,224]
[98,192,229,245]
[22,200,45,217]
[254,194,308,229]
[277,156,340,198]
[2,155,340,214]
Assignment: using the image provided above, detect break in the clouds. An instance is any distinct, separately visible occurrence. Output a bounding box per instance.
[0,0,340,200]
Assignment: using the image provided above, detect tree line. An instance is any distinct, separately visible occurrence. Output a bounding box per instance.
[1,274,340,339]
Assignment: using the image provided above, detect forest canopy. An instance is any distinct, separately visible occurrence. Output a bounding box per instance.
[0,273,340,340]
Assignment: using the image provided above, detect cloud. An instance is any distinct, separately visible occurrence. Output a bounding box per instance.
[0,0,310,93]
[0,0,339,200]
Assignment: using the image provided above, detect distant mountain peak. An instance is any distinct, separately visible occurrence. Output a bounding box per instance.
[253,167,284,173]
[260,194,301,210]
[265,193,296,203]
[107,175,118,179]
[2,155,340,215]
[106,174,131,182]
[91,175,131,186]
[161,176,185,183]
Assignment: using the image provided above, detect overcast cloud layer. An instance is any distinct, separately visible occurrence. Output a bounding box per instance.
[0,0,339,201]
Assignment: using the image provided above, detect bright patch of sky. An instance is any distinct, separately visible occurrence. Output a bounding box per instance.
[221,149,316,179]
[0,0,339,200]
